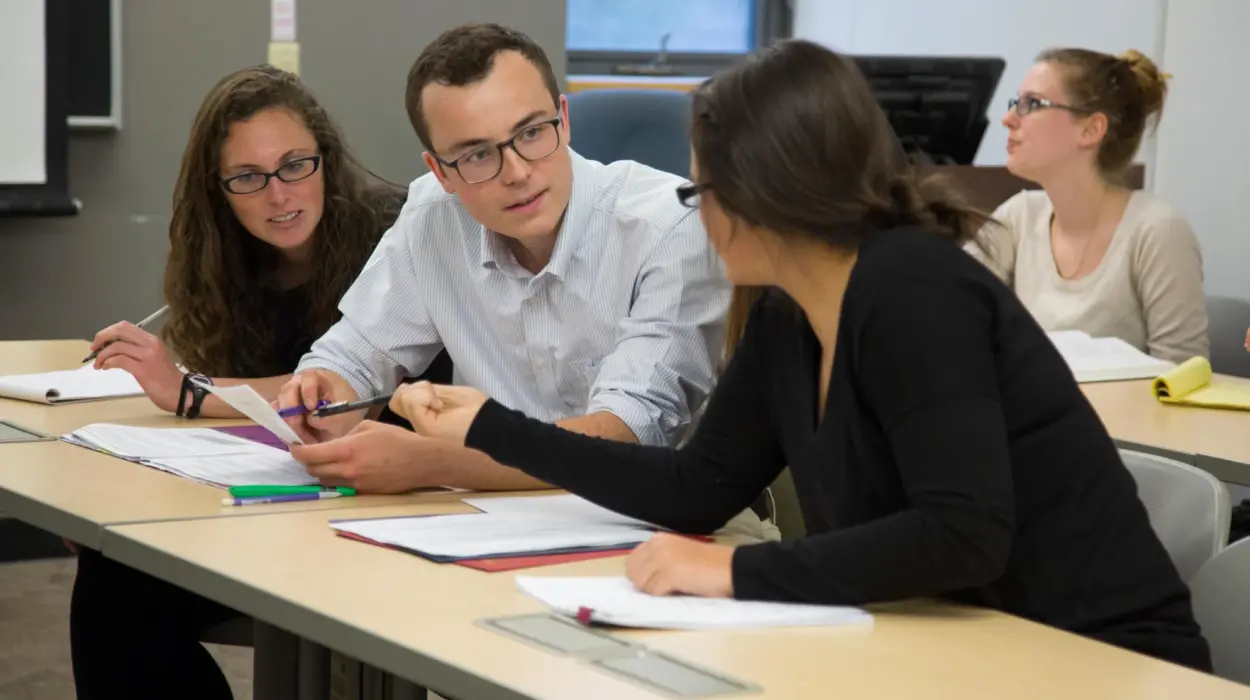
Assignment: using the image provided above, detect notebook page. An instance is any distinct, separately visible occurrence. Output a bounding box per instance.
[464,494,660,529]
[198,383,304,444]
[331,512,651,559]
[67,423,279,460]
[149,452,317,487]
[515,576,873,630]
[0,365,143,404]
[1046,331,1174,383]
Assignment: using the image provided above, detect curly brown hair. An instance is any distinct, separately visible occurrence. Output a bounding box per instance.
[163,65,399,377]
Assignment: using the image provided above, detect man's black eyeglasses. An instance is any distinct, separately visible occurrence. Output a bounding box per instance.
[434,118,563,185]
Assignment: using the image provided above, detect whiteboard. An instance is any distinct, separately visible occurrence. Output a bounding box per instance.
[0,0,47,184]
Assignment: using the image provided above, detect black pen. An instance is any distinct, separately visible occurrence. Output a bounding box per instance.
[313,394,393,417]
[83,305,172,363]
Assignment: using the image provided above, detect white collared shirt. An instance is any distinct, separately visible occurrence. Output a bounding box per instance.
[297,150,730,446]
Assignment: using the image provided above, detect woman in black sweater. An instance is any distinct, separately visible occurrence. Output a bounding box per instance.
[388,40,1211,672]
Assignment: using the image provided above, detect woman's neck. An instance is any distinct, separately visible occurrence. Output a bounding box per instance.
[1041,166,1123,236]
[773,241,858,349]
[275,243,314,290]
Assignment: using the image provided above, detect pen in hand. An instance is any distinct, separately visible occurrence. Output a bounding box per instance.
[313,394,394,417]
[83,305,172,364]
[273,395,391,419]
[277,400,330,418]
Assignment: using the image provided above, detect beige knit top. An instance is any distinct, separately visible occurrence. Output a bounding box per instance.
[968,189,1209,364]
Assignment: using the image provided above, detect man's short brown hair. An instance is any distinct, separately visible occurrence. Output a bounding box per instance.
[406,23,561,153]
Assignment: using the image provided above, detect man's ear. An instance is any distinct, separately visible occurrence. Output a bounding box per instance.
[423,152,454,194]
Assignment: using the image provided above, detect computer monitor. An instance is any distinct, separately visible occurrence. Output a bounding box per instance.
[852,55,1006,166]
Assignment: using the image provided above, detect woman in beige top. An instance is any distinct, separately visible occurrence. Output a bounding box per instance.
[970,48,1209,364]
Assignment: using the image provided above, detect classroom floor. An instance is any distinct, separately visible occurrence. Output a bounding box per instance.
[0,556,253,699]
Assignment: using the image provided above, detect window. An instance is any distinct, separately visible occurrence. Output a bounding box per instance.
[566,0,792,77]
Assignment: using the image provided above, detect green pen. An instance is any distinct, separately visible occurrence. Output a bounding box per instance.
[228,485,357,498]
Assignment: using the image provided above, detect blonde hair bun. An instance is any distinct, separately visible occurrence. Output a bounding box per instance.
[1118,49,1169,116]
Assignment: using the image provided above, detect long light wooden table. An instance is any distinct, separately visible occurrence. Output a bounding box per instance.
[99,505,1250,700]
[0,339,484,548]
[1082,377,1250,486]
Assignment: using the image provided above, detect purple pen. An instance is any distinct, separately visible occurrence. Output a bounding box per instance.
[276,400,330,418]
[221,492,343,507]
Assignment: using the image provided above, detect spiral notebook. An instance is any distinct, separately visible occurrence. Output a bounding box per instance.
[0,365,143,404]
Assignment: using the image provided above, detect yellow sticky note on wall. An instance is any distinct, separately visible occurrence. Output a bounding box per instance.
[268,42,301,76]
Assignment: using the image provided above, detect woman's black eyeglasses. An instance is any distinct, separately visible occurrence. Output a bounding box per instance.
[1007,94,1091,117]
[220,155,322,195]
[676,183,708,208]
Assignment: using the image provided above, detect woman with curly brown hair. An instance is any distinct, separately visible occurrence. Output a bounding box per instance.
[72,65,448,699]
[87,64,450,417]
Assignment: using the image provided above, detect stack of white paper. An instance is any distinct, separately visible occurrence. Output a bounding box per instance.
[330,510,653,560]
[1046,330,1174,383]
[0,364,143,404]
[463,494,659,529]
[515,575,874,630]
[64,423,316,487]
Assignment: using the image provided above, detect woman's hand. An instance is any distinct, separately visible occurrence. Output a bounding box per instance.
[625,533,736,598]
[388,381,488,443]
[91,322,185,412]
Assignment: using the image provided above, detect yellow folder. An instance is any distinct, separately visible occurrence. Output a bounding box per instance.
[1152,357,1250,410]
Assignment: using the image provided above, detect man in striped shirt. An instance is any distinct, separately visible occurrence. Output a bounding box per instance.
[281,24,760,533]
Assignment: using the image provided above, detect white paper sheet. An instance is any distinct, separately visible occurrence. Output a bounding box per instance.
[1046,330,1175,383]
[197,382,304,444]
[515,576,874,630]
[464,494,660,530]
[330,512,652,559]
[0,364,143,404]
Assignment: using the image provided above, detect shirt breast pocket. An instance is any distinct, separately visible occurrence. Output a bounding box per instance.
[557,357,604,409]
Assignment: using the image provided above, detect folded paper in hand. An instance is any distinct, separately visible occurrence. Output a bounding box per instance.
[515,575,873,630]
[63,423,317,488]
[0,364,143,404]
[195,382,304,444]
[1046,330,1174,383]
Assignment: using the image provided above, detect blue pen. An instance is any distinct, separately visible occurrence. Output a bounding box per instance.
[221,492,343,507]
[277,400,330,418]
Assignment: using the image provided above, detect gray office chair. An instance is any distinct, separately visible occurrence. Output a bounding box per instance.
[1189,536,1250,684]
[1120,449,1230,581]
[1205,295,1250,378]
[566,88,693,177]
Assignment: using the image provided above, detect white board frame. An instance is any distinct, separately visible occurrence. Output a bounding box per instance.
[68,0,121,130]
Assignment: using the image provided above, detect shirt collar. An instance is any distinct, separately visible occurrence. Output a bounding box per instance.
[477,149,596,281]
